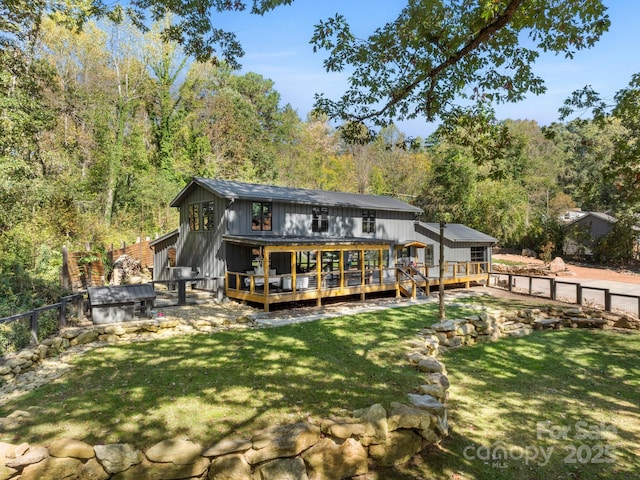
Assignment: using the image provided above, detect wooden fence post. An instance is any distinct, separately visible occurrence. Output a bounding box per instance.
[604,290,611,311]
[30,311,39,346]
[577,285,583,305]
[550,279,556,300]
[60,297,68,328]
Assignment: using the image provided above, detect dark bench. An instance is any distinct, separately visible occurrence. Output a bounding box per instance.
[87,284,156,325]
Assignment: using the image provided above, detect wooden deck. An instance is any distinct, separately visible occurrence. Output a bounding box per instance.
[226,261,490,311]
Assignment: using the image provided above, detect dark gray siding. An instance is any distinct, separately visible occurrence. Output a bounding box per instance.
[226,199,416,241]
[175,187,227,290]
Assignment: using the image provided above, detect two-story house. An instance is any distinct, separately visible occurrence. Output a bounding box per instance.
[151,177,496,311]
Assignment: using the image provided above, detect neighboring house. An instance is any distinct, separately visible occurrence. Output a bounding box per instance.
[562,211,617,257]
[151,177,497,311]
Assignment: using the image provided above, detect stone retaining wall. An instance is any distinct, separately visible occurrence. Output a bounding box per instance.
[1,303,639,479]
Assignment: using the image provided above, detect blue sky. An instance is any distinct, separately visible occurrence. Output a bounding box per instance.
[218,1,639,138]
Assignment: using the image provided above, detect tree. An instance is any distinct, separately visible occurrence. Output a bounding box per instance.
[311,0,609,131]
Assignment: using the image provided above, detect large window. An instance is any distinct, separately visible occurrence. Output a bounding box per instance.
[202,201,215,230]
[252,202,272,231]
[471,246,486,262]
[312,207,329,233]
[188,203,200,231]
[362,210,376,234]
[189,201,215,231]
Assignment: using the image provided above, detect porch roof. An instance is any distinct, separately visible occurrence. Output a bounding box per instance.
[223,234,393,248]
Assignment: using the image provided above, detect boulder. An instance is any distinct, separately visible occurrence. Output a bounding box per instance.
[254,457,309,480]
[549,257,566,273]
[245,422,320,465]
[208,453,251,480]
[301,437,368,480]
[19,456,82,480]
[94,444,142,474]
[48,438,94,459]
[145,438,202,464]
[369,430,423,467]
[352,404,388,446]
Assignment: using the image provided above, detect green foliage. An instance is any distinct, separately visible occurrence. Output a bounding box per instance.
[312,0,609,131]
[593,219,636,263]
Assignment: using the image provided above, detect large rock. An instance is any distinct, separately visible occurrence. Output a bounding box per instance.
[48,438,94,459]
[208,453,251,480]
[245,422,320,465]
[5,445,48,468]
[80,458,110,480]
[320,419,365,439]
[352,403,388,446]
[111,456,210,480]
[407,393,445,416]
[254,457,309,480]
[386,402,433,432]
[145,438,202,464]
[202,438,252,458]
[301,437,368,480]
[417,357,446,375]
[549,257,566,273]
[19,456,82,480]
[369,430,423,467]
[94,444,142,474]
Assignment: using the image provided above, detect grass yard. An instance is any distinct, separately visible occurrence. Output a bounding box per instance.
[0,302,481,448]
[381,328,640,480]
[1,296,639,480]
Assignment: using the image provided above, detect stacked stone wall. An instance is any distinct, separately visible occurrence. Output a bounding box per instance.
[0,304,638,479]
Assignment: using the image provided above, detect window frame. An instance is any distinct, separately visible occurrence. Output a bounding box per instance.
[312,206,329,233]
[252,201,272,231]
[188,203,200,231]
[362,209,376,234]
[470,246,486,262]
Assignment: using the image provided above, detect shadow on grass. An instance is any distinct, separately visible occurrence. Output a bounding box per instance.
[372,329,640,480]
[0,302,479,450]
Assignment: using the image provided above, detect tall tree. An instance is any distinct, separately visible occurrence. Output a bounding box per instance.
[311,0,609,131]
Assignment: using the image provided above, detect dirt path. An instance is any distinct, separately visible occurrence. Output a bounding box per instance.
[493,254,640,285]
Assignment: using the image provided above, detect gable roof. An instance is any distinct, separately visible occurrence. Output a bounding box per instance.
[565,211,617,227]
[416,222,497,244]
[170,177,423,214]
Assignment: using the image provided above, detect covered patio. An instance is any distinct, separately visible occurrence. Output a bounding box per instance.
[224,235,490,311]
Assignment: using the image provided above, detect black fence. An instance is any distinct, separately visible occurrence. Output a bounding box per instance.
[491,273,640,318]
[0,294,87,351]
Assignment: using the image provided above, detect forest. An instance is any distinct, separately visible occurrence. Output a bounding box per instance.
[1,1,639,317]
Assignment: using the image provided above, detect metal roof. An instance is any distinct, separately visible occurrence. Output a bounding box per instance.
[170,177,423,214]
[417,222,497,243]
[565,211,617,227]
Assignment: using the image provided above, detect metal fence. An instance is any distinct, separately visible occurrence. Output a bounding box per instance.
[492,273,640,318]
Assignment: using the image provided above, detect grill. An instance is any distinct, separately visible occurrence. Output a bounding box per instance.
[87,284,156,325]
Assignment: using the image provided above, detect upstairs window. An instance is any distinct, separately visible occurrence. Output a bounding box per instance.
[252,202,272,231]
[312,207,329,233]
[202,201,215,230]
[362,210,376,234]
[188,203,200,231]
[190,201,215,232]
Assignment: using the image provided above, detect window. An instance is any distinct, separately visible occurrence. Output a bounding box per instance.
[312,207,329,232]
[202,201,215,230]
[471,246,486,262]
[252,202,272,231]
[362,210,376,234]
[188,203,200,231]
[425,245,434,266]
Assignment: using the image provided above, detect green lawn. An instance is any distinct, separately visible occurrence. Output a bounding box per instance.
[1,298,639,480]
[378,328,640,479]
[0,302,480,448]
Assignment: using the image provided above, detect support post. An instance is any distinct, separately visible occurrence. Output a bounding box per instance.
[438,221,445,321]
